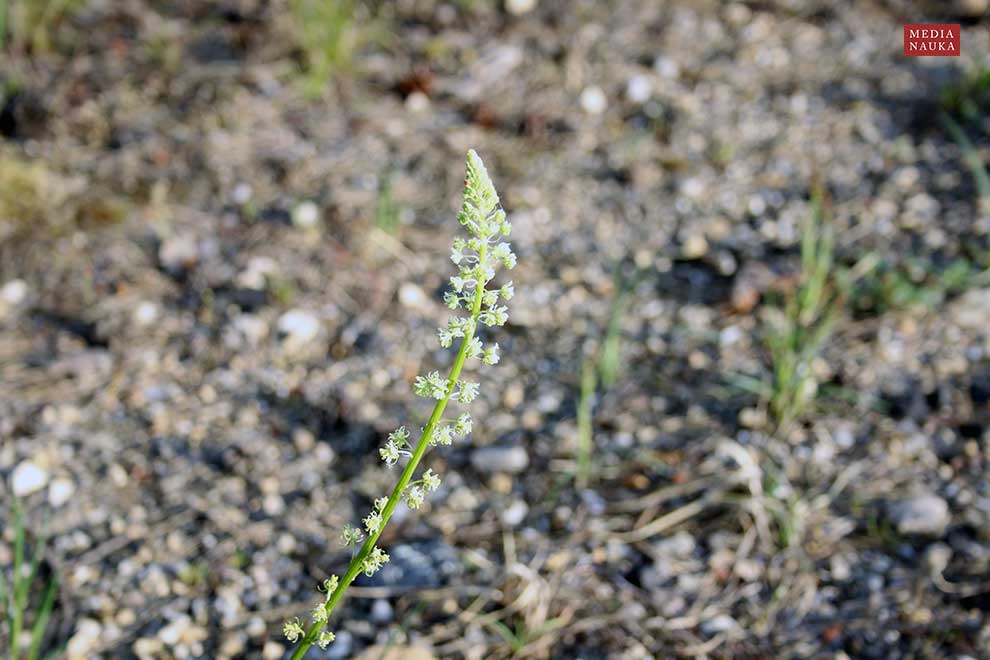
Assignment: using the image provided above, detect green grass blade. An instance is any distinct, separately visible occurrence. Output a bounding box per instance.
[26,519,48,596]
[27,577,56,660]
[576,357,597,488]
[598,288,628,390]
[11,501,25,657]
[941,112,990,212]
[0,562,11,659]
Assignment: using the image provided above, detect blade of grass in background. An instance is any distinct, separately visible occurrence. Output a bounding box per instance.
[598,270,631,390]
[2,501,58,660]
[0,0,7,50]
[375,170,399,235]
[940,112,990,215]
[576,357,597,488]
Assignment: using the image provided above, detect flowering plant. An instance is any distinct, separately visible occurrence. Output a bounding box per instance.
[284,150,515,657]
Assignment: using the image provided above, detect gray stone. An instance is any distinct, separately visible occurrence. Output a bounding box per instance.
[158,234,199,273]
[370,599,393,623]
[889,494,950,536]
[471,446,529,474]
[12,460,49,496]
[501,499,528,526]
[277,309,321,346]
[701,614,737,636]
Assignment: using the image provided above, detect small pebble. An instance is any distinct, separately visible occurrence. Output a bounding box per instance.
[501,499,529,526]
[681,234,708,259]
[370,599,393,623]
[505,0,537,15]
[277,309,321,345]
[48,477,75,507]
[1,279,28,305]
[701,614,737,636]
[889,494,950,536]
[924,542,952,575]
[625,75,652,103]
[398,283,428,310]
[406,91,430,113]
[580,86,608,115]
[231,182,253,205]
[133,301,159,327]
[158,234,198,273]
[12,460,49,497]
[471,446,529,474]
[292,201,320,229]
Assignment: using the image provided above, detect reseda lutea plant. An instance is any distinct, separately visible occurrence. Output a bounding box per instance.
[283,150,515,657]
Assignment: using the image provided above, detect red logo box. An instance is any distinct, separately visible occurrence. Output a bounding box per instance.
[904,24,960,56]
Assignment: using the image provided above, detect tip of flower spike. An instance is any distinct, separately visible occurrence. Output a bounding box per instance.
[464,149,499,213]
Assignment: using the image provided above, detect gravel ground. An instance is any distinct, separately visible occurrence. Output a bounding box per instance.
[2,1,990,658]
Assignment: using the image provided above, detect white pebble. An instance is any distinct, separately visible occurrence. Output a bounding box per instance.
[67,619,103,657]
[471,446,529,474]
[133,301,159,326]
[625,75,652,103]
[1,279,28,305]
[48,478,75,507]
[12,461,49,497]
[158,234,198,272]
[231,182,253,205]
[501,499,529,526]
[653,56,680,79]
[277,309,321,345]
[405,91,430,113]
[580,86,608,115]
[398,283,428,310]
[505,0,537,15]
[292,201,320,229]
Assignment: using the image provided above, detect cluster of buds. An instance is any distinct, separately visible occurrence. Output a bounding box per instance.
[284,150,514,657]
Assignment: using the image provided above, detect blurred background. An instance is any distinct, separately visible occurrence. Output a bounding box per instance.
[2,0,990,658]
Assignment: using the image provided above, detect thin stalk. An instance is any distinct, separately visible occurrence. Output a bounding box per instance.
[290,243,488,660]
[11,503,24,658]
[941,112,990,212]
[576,357,596,488]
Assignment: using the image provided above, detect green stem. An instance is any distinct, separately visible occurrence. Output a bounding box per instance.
[290,244,488,660]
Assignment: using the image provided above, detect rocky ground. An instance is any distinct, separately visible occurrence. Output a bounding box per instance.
[2,0,990,658]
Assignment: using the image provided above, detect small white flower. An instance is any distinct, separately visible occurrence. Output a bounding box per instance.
[362,546,390,577]
[479,305,508,327]
[466,337,483,360]
[404,485,425,509]
[414,371,449,400]
[482,343,500,365]
[443,291,461,309]
[422,469,441,492]
[322,575,339,595]
[374,497,388,512]
[500,281,514,300]
[380,440,401,466]
[431,425,453,446]
[388,427,409,445]
[454,413,473,436]
[455,381,480,403]
[311,601,328,623]
[364,510,383,535]
[317,630,336,649]
[450,275,467,292]
[283,618,305,643]
[340,524,364,546]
